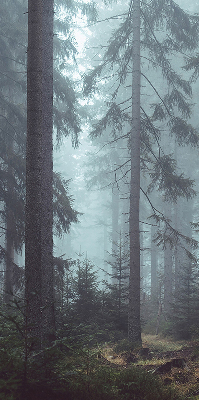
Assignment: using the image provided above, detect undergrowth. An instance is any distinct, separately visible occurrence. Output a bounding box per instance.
[0,306,187,400]
[0,335,186,400]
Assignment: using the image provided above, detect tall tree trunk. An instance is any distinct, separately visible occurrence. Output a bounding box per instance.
[4,163,14,304]
[140,225,144,295]
[174,199,181,296]
[103,212,108,280]
[163,202,173,316]
[111,183,119,283]
[122,190,129,257]
[25,0,55,349]
[174,142,181,296]
[151,223,157,299]
[4,123,14,304]
[41,0,55,345]
[128,0,141,343]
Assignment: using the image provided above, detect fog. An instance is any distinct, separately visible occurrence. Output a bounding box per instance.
[1,0,199,348]
[53,0,199,292]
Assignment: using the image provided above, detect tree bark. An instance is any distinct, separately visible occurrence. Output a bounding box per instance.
[4,126,14,304]
[163,202,173,316]
[151,224,157,299]
[128,0,142,344]
[25,0,55,349]
[4,169,14,304]
[111,183,119,283]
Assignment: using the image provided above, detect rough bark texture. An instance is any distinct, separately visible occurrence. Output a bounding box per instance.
[128,0,142,344]
[40,0,55,345]
[25,0,55,348]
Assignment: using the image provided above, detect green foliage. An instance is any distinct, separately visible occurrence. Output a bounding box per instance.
[83,0,199,221]
[0,302,186,400]
[0,305,25,400]
[170,263,199,340]
[169,118,199,147]
[90,103,129,139]
[114,368,181,400]
[70,257,101,322]
[55,363,184,400]
[104,238,129,332]
[183,54,199,81]
[113,338,134,353]
[0,0,83,266]
[148,155,196,202]
[53,172,79,236]
[55,255,130,345]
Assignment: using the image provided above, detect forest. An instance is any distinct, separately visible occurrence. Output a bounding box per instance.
[1,0,199,399]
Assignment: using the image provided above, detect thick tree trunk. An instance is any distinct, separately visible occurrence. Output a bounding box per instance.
[40,0,55,345]
[25,0,55,348]
[122,189,129,289]
[128,0,141,344]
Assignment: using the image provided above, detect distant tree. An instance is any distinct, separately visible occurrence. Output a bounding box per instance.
[0,0,26,303]
[83,0,199,343]
[128,0,142,343]
[151,223,158,299]
[72,257,100,322]
[163,202,173,316]
[105,231,129,331]
[171,255,199,339]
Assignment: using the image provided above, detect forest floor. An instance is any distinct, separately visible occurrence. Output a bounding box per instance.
[98,334,199,399]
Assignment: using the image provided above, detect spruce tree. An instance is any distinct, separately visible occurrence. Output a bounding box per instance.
[128,0,141,343]
[83,0,199,342]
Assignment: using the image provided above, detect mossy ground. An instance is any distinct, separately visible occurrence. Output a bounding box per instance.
[97,334,199,399]
[1,333,199,399]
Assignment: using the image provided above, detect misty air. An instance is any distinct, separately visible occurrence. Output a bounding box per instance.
[1,0,199,399]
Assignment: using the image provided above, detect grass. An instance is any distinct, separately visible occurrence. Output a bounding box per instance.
[142,334,188,352]
[95,334,199,399]
[1,331,198,400]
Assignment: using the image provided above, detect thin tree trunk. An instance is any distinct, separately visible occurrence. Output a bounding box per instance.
[128,0,141,344]
[5,204,14,304]
[151,224,157,299]
[163,203,173,316]
[156,301,162,335]
[140,225,144,295]
[103,212,108,280]
[4,82,15,304]
[25,0,55,349]
[4,136,14,304]
[111,183,119,283]
[174,200,181,296]
[174,142,181,296]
